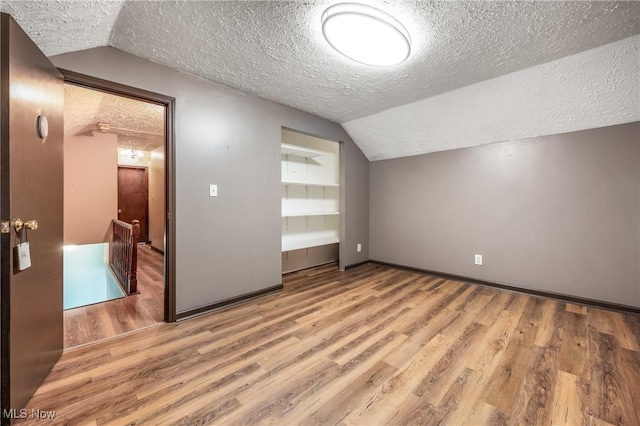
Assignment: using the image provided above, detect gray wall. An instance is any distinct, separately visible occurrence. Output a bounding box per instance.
[51,47,369,315]
[370,122,640,307]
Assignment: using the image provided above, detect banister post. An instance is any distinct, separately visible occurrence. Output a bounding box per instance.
[131,220,140,294]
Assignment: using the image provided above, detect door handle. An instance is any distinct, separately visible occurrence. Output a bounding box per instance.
[118,209,122,214]
[11,218,38,233]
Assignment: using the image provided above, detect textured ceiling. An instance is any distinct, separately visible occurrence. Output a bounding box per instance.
[344,35,640,160]
[3,1,639,159]
[111,0,640,123]
[0,0,123,56]
[64,84,165,151]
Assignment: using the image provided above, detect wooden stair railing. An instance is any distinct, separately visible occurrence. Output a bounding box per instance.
[110,219,140,295]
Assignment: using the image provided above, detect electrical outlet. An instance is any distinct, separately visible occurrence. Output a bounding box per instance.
[357,243,362,252]
[209,184,218,197]
[474,254,483,265]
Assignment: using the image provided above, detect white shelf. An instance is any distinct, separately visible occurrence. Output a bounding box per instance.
[281,137,339,255]
[282,181,339,188]
[282,211,339,218]
[281,143,326,158]
[282,237,339,252]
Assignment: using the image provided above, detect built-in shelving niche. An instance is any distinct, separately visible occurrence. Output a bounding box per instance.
[281,129,340,274]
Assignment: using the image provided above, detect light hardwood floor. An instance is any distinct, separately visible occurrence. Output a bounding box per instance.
[63,245,165,348]
[21,263,640,425]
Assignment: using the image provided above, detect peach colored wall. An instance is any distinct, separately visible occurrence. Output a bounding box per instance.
[64,132,118,245]
[148,146,165,251]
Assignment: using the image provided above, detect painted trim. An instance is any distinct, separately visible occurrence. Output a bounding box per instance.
[371,260,640,315]
[58,69,171,105]
[59,68,178,322]
[176,284,284,320]
[164,96,177,322]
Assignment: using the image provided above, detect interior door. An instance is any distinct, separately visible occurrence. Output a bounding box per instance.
[0,13,65,417]
[118,166,149,243]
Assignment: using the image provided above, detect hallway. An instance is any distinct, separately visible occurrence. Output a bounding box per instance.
[63,245,164,348]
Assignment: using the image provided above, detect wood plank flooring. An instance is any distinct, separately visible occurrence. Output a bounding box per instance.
[20,262,640,425]
[63,245,164,348]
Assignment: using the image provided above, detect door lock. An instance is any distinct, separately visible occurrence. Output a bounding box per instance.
[13,218,23,232]
[0,219,38,233]
[7,218,38,233]
[24,220,38,231]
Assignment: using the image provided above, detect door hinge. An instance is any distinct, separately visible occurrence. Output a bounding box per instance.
[1,221,10,234]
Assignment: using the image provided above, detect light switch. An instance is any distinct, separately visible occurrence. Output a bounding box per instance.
[209,184,218,197]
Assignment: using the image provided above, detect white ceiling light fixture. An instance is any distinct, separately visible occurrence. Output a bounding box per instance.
[321,3,411,67]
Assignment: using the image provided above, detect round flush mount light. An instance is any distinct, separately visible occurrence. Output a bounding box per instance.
[321,3,411,67]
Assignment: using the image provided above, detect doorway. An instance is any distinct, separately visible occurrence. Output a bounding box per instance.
[281,128,340,274]
[60,72,176,348]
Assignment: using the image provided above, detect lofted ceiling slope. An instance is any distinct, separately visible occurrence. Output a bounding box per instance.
[344,35,640,160]
[2,1,639,159]
[0,0,123,56]
[64,84,164,152]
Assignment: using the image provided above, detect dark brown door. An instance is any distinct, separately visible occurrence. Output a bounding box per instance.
[118,166,149,243]
[0,13,65,418]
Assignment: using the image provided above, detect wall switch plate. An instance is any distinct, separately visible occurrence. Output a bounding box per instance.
[209,184,218,197]
[357,243,362,252]
[474,254,483,265]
